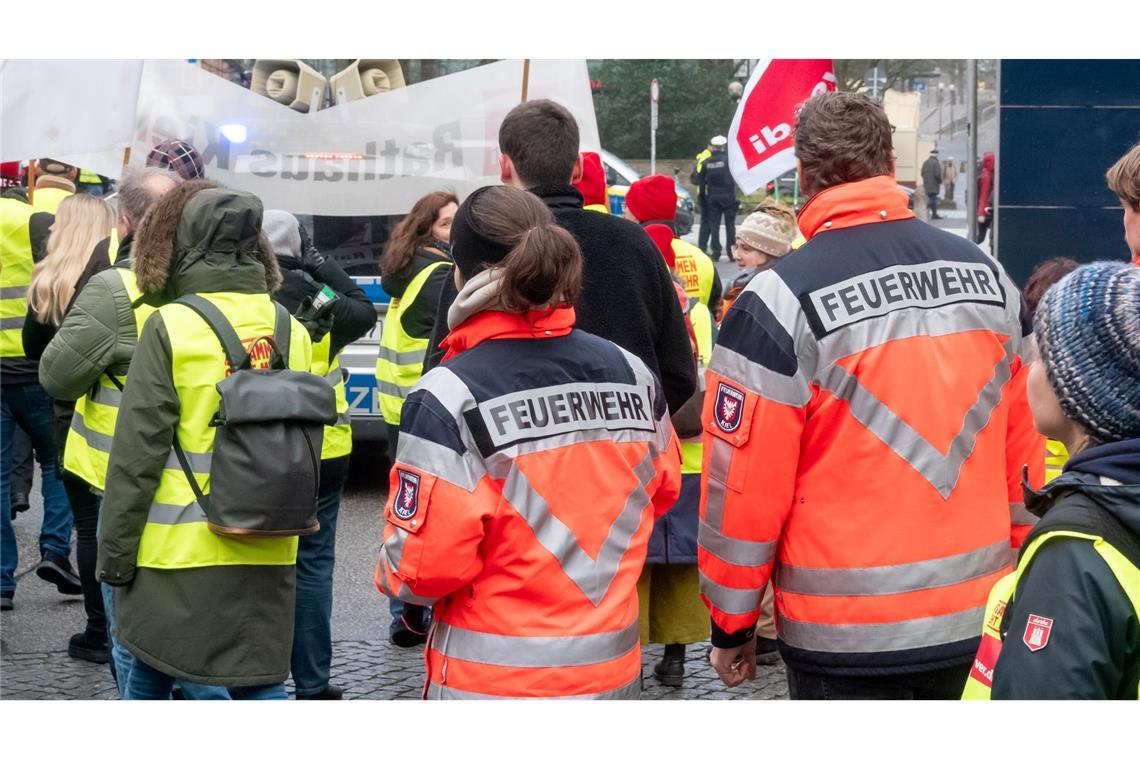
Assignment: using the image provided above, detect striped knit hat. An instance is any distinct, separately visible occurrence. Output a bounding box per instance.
[736,207,796,257]
[1035,261,1140,442]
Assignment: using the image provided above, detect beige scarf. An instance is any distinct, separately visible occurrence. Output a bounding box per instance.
[447,269,506,330]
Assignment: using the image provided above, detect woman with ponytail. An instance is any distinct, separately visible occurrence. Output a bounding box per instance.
[374,185,682,699]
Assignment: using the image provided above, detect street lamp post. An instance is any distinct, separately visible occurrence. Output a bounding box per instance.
[949,83,956,137]
[938,82,945,138]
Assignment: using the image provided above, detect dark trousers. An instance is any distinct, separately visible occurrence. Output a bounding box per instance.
[786,662,971,700]
[291,469,344,696]
[10,425,33,501]
[63,474,106,639]
[697,197,713,252]
[927,193,940,218]
[705,197,737,259]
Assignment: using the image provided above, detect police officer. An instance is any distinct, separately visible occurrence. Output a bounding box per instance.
[697,135,738,261]
[692,139,715,252]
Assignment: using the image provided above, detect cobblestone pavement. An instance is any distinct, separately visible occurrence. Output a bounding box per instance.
[1,453,786,701]
[1,638,787,700]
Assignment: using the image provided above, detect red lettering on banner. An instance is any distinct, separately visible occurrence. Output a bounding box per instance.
[224,335,275,376]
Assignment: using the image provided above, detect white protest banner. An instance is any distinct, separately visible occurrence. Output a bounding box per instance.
[0,60,142,164]
[132,59,600,216]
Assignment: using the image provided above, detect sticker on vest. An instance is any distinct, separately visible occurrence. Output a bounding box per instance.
[1022,614,1053,652]
[714,382,746,434]
[394,470,421,521]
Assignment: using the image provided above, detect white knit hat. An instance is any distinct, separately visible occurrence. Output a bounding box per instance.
[736,208,796,257]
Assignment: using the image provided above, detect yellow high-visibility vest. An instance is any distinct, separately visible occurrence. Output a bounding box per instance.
[672,238,716,307]
[31,186,71,214]
[680,299,713,476]
[375,260,449,426]
[1045,439,1068,483]
[312,333,352,460]
[133,292,310,570]
[64,269,157,491]
[962,526,1140,700]
[0,199,35,358]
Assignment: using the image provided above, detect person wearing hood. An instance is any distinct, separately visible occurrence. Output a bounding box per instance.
[263,209,375,700]
[624,174,722,316]
[573,151,610,213]
[95,181,313,699]
[376,189,457,647]
[964,261,1140,700]
[374,184,681,699]
[976,151,996,246]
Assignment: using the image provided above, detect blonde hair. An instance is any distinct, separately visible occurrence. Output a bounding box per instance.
[28,194,113,326]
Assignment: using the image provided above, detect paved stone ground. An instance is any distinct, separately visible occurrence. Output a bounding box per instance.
[1,638,787,700]
[1,450,786,701]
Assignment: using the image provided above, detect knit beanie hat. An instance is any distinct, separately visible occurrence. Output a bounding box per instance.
[574,152,609,209]
[736,207,796,257]
[262,209,302,260]
[625,174,676,222]
[1035,261,1140,443]
[644,224,676,269]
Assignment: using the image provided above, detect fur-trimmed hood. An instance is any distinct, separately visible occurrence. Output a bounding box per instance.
[132,180,282,298]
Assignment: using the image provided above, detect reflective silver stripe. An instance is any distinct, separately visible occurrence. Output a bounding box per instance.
[0,285,28,299]
[708,345,811,407]
[815,340,1013,498]
[334,410,352,427]
[0,316,25,330]
[69,413,114,453]
[394,431,483,491]
[503,451,656,606]
[88,382,123,408]
[432,619,640,668]
[1009,501,1037,527]
[378,380,412,400]
[816,301,1008,366]
[702,437,734,531]
[483,426,670,480]
[375,558,438,606]
[377,345,428,366]
[698,519,775,568]
[699,575,763,615]
[146,501,206,525]
[325,366,344,384]
[777,606,986,653]
[775,540,1011,597]
[164,447,212,474]
[425,675,641,700]
[380,525,408,570]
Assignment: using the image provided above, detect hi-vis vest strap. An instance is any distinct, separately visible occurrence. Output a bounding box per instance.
[78,169,101,185]
[962,528,1140,700]
[680,299,713,475]
[135,292,307,570]
[0,199,35,358]
[376,261,447,426]
[312,333,352,460]
[63,269,156,490]
[1045,439,1068,483]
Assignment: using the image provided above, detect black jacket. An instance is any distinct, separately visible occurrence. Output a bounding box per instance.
[992,438,1140,699]
[381,243,452,341]
[698,149,736,202]
[921,156,943,192]
[273,254,376,359]
[424,186,696,415]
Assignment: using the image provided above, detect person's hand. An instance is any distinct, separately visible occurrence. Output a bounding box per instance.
[978,215,987,225]
[709,638,757,687]
[298,308,335,344]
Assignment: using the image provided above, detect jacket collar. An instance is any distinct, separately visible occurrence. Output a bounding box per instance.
[797,175,914,241]
[528,185,585,212]
[441,306,576,360]
[112,232,133,269]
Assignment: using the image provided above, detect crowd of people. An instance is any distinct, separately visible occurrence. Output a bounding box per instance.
[1,91,1137,701]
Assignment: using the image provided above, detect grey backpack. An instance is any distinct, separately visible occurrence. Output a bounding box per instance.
[172,295,337,538]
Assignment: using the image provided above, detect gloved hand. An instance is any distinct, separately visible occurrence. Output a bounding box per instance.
[297,299,336,343]
[298,222,326,272]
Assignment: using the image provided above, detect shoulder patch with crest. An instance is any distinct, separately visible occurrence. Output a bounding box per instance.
[714,381,746,434]
[394,470,421,521]
[1022,614,1053,652]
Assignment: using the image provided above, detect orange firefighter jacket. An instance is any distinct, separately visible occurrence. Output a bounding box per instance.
[375,307,682,698]
[698,176,1045,675]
